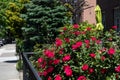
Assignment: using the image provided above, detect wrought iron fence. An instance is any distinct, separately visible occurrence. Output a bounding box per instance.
[21,52,42,80]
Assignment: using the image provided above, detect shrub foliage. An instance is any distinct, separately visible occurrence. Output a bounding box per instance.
[31,23,120,80]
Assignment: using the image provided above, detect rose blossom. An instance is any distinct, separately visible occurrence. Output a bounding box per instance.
[72,44,78,50]
[72,41,82,50]
[64,65,73,76]
[73,24,79,28]
[81,31,86,34]
[88,68,94,74]
[76,41,82,47]
[77,76,86,80]
[38,72,42,76]
[115,65,120,73]
[41,61,46,68]
[91,36,96,41]
[81,64,89,71]
[55,38,62,47]
[112,26,117,29]
[48,60,53,65]
[55,74,62,80]
[46,67,54,73]
[108,48,115,55]
[43,70,48,76]
[53,59,60,64]
[101,56,106,61]
[44,49,54,58]
[84,39,90,44]
[63,27,67,31]
[59,48,64,54]
[48,76,52,80]
[89,53,96,58]
[84,39,90,48]
[38,57,43,63]
[74,31,81,36]
[62,54,71,62]
[101,68,107,74]
[86,27,91,31]
[96,39,101,44]
[64,38,70,43]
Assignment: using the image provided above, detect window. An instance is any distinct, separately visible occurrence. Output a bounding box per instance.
[102,12,106,29]
[114,7,120,31]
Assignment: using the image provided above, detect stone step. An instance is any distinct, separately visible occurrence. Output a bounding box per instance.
[0,56,18,62]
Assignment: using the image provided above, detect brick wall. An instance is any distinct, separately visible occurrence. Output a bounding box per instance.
[82,0,96,24]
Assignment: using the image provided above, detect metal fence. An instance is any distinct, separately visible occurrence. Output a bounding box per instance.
[21,52,42,80]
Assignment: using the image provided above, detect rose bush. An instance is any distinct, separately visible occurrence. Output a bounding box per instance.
[31,22,120,80]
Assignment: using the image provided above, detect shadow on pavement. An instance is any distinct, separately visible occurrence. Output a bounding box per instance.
[4,60,18,63]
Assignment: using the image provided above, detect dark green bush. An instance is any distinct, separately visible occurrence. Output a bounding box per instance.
[21,0,69,52]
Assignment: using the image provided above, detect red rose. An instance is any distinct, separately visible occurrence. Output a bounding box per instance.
[53,59,60,65]
[44,49,54,58]
[91,36,96,41]
[73,24,79,28]
[86,27,91,31]
[112,26,117,29]
[115,65,120,73]
[64,65,73,76]
[89,53,96,58]
[96,39,101,44]
[77,76,86,80]
[59,48,64,54]
[63,27,67,31]
[101,56,106,61]
[72,41,82,50]
[41,61,46,68]
[48,60,53,65]
[84,39,90,48]
[48,76,52,80]
[74,31,81,36]
[81,64,89,71]
[64,38,70,43]
[55,38,62,47]
[84,39,90,44]
[38,57,43,63]
[38,72,42,76]
[101,68,107,74]
[81,31,86,34]
[43,70,48,76]
[55,74,62,80]
[47,67,54,73]
[88,68,94,74]
[62,54,71,62]
[108,48,115,55]
[72,44,78,50]
[76,41,82,47]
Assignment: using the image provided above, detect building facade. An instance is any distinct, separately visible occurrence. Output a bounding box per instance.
[82,0,96,24]
[82,0,120,30]
[97,0,120,30]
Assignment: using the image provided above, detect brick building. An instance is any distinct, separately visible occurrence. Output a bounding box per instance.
[82,0,120,30]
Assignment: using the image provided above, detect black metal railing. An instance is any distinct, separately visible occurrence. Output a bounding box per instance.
[21,52,42,80]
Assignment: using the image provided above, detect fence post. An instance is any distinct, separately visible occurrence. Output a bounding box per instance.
[21,52,42,80]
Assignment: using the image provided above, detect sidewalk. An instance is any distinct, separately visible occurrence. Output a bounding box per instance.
[0,44,22,80]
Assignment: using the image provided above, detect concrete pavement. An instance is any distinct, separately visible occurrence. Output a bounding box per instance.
[0,44,22,80]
